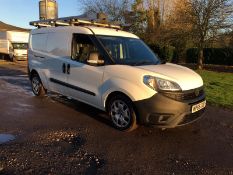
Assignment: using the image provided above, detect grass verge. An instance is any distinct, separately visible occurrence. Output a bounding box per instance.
[197,70,233,109]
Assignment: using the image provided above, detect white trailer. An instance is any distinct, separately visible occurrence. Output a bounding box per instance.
[0,31,29,61]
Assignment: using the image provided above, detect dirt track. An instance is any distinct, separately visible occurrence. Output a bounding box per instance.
[0,60,233,175]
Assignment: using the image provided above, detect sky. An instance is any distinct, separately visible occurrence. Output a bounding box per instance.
[0,0,83,29]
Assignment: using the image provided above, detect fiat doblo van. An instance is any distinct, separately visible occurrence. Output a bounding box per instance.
[28,17,206,131]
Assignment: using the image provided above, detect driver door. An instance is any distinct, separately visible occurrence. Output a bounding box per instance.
[65,34,105,108]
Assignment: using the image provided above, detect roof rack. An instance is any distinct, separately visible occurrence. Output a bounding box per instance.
[29,16,121,30]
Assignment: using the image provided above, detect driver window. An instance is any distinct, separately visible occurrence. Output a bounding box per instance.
[72,34,98,63]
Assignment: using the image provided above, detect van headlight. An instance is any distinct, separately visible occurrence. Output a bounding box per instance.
[143,76,181,91]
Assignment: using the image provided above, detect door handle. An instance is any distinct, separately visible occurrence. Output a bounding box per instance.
[67,64,70,74]
[62,63,66,73]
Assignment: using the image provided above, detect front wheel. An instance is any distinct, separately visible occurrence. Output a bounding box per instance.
[107,94,138,132]
[9,54,16,62]
[12,56,17,62]
[31,74,46,97]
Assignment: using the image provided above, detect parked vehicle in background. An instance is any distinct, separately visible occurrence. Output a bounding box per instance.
[28,17,206,132]
[0,31,29,61]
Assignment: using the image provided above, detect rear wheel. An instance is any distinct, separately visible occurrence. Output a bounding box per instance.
[107,94,138,132]
[31,74,46,97]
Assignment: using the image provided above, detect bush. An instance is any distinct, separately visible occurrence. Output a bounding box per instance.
[186,48,233,65]
[148,44,177,63]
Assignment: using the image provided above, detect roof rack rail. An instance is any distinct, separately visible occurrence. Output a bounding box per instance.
[29,16,121,30]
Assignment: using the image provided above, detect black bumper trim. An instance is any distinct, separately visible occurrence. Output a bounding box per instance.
[134,92,206,128]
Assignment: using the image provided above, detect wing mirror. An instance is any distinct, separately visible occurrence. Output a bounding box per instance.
[87,51,105,66]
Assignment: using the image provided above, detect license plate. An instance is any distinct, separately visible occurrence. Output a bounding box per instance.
[192,100,206,113]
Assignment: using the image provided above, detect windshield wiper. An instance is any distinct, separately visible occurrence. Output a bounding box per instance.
[160,59,166,64]
[133,61,155,66]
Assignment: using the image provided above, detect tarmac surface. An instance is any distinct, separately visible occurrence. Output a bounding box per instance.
[0,60,233,175]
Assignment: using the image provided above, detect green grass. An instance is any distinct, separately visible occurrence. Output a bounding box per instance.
[197,70,233,109]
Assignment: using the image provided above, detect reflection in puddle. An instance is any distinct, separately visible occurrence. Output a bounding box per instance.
[0,134,15,144]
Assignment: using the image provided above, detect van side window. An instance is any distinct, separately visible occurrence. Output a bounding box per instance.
[72,34,98,63]
[31,33,47,52]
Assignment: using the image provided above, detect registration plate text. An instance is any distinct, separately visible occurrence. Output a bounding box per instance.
[192,100,206,113]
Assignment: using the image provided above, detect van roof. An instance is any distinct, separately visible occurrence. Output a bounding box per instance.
[31,26,139,39]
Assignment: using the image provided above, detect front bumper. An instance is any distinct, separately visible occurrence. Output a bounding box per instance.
[15,56,27,61]
[134,91,206,128]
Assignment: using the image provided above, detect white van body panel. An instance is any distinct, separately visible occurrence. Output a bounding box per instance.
[101,65,156,105]
[30,26,138,39]
[30,26,93,36]
[64,59,105,109]
[29,30,72,95]
[28,25,204,111]
[137,63,203,91]
[87,26,139,38]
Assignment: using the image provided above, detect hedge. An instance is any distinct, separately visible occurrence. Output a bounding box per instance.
[148,44,178,63]
[186,48,233,66]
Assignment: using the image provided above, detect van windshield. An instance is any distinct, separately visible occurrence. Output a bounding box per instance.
[12,43,28,50]
[96,36,160,65]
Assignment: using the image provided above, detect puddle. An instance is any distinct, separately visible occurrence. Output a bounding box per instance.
[0,134,15,144]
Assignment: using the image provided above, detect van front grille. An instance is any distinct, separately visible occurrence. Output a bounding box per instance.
[161,87,204,101]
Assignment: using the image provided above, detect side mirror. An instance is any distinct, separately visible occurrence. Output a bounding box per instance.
[87,52,105,66]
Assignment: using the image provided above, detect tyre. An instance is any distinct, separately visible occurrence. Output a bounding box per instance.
[31,74,46,97]
[107,94,138,132]
[9,55,15,62]
[13,56,17,62]
[12,56,17,62]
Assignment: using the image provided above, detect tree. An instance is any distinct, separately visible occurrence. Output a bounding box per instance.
[164,0,233,68]
[129,0,162,42]
[125,0,147,37]
[185,0,233,69]
[80,0,131,22]
[230,31,233,47]
[80,0,174,43]
[160,0,193,62]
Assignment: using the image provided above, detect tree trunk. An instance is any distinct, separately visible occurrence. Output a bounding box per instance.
[197,48,204,70]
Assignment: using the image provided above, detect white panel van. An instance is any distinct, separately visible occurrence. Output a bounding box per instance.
[28,19,206,131]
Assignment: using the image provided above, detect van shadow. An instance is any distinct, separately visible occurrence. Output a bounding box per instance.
[49,94,113,128]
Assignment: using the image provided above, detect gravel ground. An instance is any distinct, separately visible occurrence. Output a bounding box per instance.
[0,60,232,175]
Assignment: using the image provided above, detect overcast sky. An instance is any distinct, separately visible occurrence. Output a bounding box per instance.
[0,0,83,29]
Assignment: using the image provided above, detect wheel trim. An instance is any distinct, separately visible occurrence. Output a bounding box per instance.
[32,77,40,95]
[110,100,131,128]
